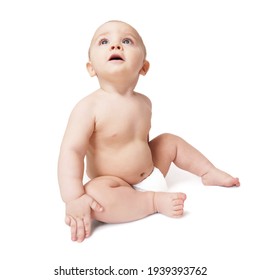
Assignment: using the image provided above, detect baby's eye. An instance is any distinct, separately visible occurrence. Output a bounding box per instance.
[122,38,133,45]
[99,39,109,45]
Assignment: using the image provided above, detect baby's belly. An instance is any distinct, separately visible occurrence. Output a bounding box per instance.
[86,142,154,185]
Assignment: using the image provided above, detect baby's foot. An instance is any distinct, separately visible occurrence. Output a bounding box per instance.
[201,167,240,187]
[153,192,187,217]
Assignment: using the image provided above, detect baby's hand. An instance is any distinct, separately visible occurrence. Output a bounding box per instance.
[65,194,103,242]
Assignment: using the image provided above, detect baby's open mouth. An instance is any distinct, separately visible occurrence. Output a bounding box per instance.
[109,54,124,61]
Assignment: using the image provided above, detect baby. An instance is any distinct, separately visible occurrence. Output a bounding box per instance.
[58,20,240,242]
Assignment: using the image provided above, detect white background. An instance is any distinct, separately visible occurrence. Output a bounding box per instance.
[0,0,259,279]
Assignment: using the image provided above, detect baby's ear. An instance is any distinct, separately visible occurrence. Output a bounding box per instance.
[86,62,96,77]
[139,60,150,76]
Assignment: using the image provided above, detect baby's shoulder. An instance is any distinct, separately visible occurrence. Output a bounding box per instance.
[135,92,152,107]
[75,90,100,108]
[70,91,101,119]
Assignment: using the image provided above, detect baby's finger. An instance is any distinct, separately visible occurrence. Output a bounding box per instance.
[76,218,85,243]
[65,215,71,226]
[69,218,77,241]
[83,216,91,238]
[90,199,104,212]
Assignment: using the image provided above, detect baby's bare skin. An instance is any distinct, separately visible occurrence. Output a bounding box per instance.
[85,89,154,185]
[58,21,240,242]
[202,167,240,187]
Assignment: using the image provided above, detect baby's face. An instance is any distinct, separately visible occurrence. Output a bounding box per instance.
[87,21,147,78]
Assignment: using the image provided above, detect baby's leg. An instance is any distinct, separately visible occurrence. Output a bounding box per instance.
[149,133,240,187]
[85,176,187,224]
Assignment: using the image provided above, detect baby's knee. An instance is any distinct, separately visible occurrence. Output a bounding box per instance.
[156,133,183,145]
[85,176,114,195]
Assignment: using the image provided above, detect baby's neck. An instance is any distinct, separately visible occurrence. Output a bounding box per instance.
[99,80,137,96]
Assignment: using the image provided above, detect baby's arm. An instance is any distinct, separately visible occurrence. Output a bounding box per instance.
[58,98,103,241]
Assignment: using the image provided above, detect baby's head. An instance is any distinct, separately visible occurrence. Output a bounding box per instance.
[87,20,149,78]
[88,20,147,60]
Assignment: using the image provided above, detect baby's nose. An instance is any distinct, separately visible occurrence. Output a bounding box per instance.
[110,44,122,51]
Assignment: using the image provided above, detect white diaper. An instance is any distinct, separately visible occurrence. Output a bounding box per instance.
[133,167,168,192]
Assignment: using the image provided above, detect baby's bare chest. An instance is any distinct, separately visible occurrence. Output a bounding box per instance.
[95,100,151,140]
